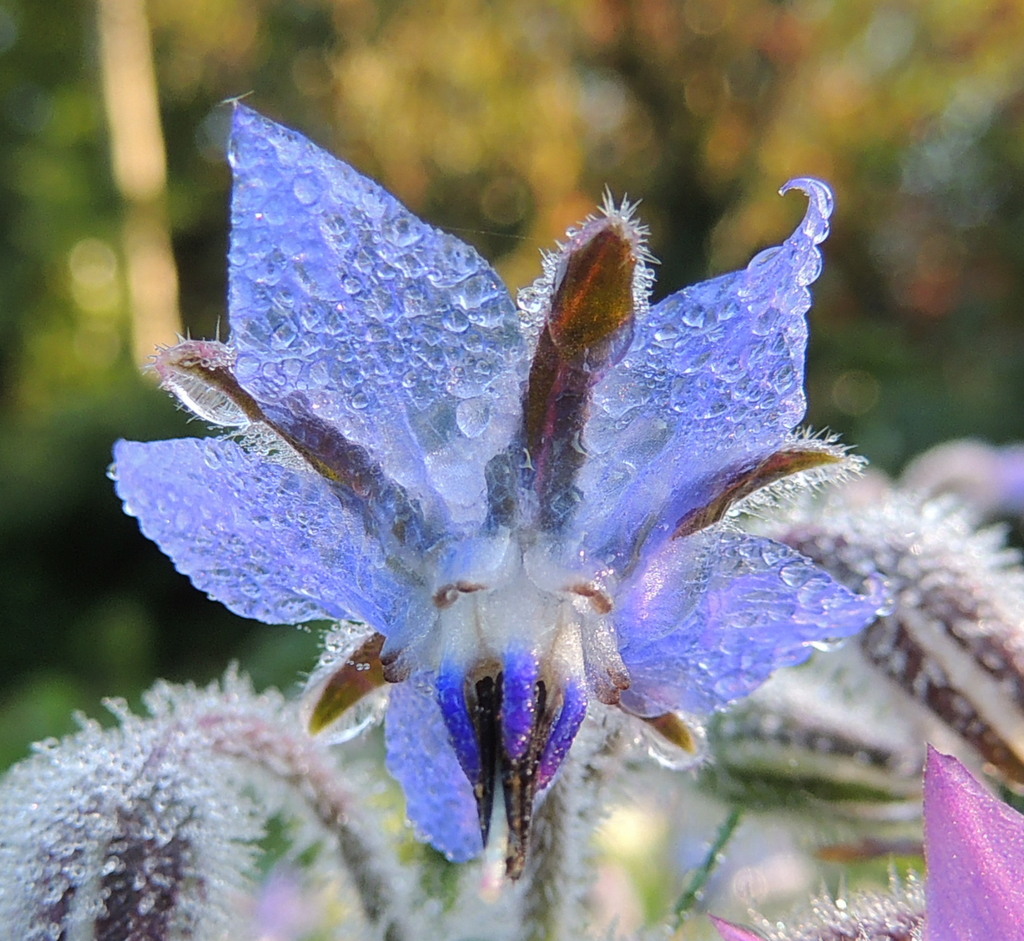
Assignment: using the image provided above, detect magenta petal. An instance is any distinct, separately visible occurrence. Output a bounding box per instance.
[709,916,767,941]
[924,747,1024,941]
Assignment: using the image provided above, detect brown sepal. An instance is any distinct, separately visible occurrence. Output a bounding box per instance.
[308,633,387,735]
[640,712,699,755]
[673,447,843,539]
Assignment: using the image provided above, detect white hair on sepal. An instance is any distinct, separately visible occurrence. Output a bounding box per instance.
[0,669,416,941]
[728,430,867,526]
[517,189,659,335]
[764,477,1024,788]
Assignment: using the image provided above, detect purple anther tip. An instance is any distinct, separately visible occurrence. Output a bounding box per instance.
[436,668,481,783]
[537,682,588,790]
[501,649,541,762]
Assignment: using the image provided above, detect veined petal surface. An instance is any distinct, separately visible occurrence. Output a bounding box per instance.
[227,105,527,526]
[578,180,833,567]
[384,676,483,862]
[924,748,1024,941]
[615,528,876,716]
[113,437,409,631]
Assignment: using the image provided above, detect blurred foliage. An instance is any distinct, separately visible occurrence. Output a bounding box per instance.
[2,0,1024,809]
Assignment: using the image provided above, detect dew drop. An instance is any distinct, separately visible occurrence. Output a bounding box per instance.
[384,214,420,248]
[643,723,701,771]
[653,323,678,346]
[747,245,781,273]
[455,398,490,439]
[292,173,322,205]
[319,689,390,745]
[442,306,469,333]
[779,561,809,588]
[682,305,708,329]
[808,638,846,653]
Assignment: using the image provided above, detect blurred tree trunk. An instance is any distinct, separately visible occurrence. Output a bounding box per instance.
[96,0,181,365]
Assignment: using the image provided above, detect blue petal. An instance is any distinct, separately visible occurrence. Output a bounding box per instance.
[226,106,527,526]
[112,437,409,631]
[384,675,483,862]
[615,528,877,716]
[577,180,834,567]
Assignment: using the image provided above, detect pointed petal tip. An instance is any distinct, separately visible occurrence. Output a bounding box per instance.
[228,97,262,128]
[924,745,984,813]
[924,743,1024,940]
[779,177,834,245]
[227,102,299,172]
[227,102,266,170]
[779,175,835,215]
[228,99,258,142]
[924,743,952,778]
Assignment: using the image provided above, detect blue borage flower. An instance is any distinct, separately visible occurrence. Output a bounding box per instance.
[112,105,880,878]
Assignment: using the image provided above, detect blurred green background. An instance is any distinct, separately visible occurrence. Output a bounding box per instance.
[3,0,1024,770]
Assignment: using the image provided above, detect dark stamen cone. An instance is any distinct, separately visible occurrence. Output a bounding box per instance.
[470,676,501,848]
[453,668,570,879]
[501,680,548,879]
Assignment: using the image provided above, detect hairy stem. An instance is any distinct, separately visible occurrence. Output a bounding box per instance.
[520,716,624,941]
[674,807,742,926]
[197,710,414,941]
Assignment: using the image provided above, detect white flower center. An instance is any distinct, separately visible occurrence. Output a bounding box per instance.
[425,532,628,702]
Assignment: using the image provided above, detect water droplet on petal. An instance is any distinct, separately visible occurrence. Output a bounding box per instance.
[292,173,322,205]
[779,561,810,588]
[456,398,490,438]
[442,306,469,333]
[808,638,846,653]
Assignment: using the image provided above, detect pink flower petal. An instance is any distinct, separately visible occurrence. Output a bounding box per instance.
[710,915,768,941]
[924,746,1024,940]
